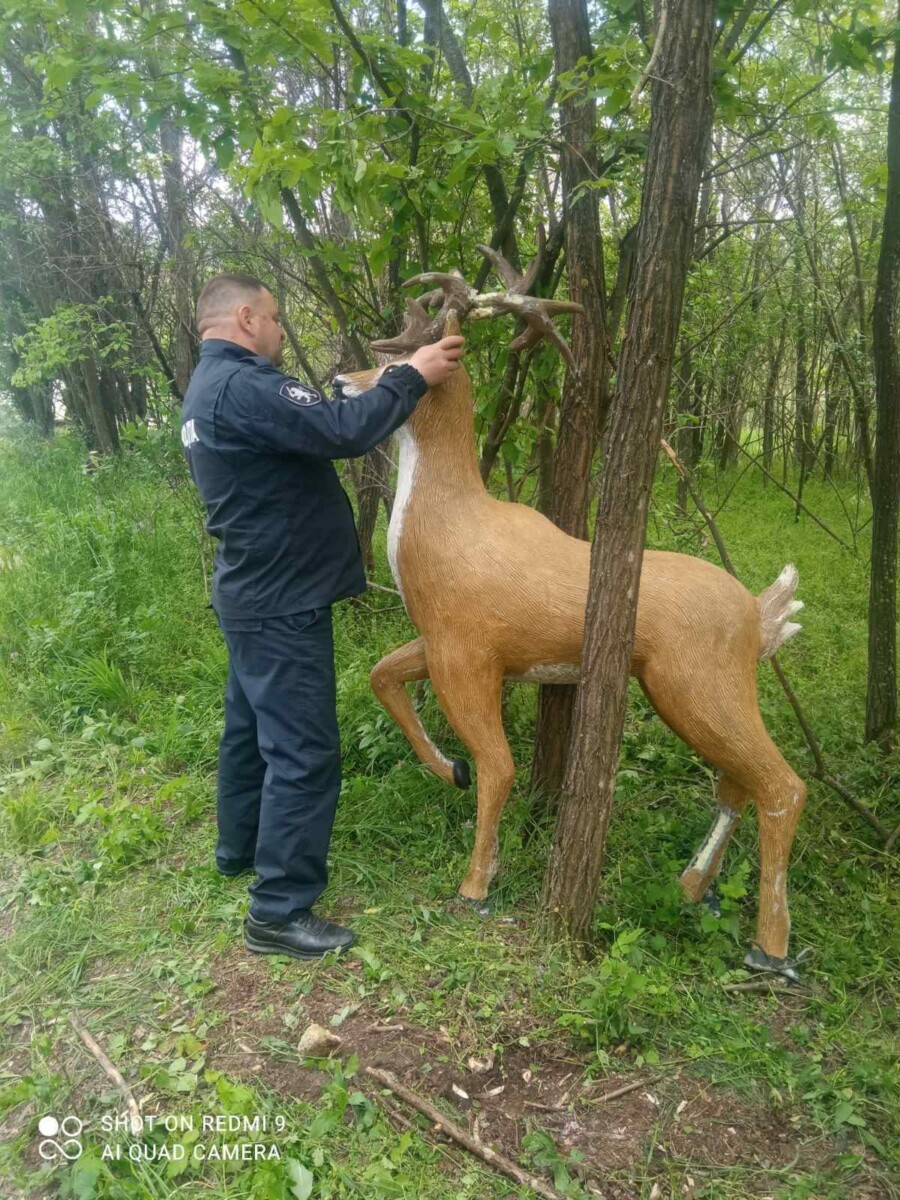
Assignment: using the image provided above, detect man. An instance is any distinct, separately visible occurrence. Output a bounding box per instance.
[181,273,464,960]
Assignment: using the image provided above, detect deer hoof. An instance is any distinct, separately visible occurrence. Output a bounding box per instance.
[456,893,492,919]
[452,759,472,789]
[744,944,809,985]
[701,884,722,919]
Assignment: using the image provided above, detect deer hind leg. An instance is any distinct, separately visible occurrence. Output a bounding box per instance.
[680,776,751,904]
[638,655,807,970]
[747,783,806,975]
[370,638,470,788]
[427,652,513,902]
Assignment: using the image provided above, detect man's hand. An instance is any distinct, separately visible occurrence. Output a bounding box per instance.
[408,336,466,387]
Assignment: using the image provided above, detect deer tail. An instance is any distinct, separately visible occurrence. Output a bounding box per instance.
[756,564,803,661]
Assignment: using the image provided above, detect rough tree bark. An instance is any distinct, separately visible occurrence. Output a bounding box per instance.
[762,326,785,477]
[866,7,900,749]
[542,0,717,941]
[531,0,609,801]
[160,117,197,396]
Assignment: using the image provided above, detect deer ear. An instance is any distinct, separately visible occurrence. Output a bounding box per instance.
[442,310,461,338]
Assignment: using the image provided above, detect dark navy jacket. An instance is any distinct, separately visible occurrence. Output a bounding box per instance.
[181,340,427,618]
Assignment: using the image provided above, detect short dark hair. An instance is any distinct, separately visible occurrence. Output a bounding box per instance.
[196,273,269,332]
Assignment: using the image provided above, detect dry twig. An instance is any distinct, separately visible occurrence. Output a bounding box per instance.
[722,977,799,994]
[363,1066,564,1200]
[70,1015,141,1129]
[588,1075,662,1105]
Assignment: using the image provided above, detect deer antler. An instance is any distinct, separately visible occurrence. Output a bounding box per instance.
[369,298,435,354]
[474,226,583,370]
[476,223,546,294]
[370,272,476,354]
[370,229,583,366]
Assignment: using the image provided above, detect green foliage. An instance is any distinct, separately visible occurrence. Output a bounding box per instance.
[521,1128,587,1197]
[11,300,131,388]
[558,927,682,1049]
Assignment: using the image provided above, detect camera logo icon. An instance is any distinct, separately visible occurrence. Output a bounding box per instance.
[38,1115,83,1161]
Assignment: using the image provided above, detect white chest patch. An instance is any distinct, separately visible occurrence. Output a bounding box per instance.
[388,424,418,606]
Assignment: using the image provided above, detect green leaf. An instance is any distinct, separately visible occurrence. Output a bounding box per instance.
[286,1160,314,1200]
[68,1148,103,1199]
[213,135,235,170]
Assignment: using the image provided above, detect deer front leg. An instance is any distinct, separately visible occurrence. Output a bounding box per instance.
[370,638,470,788]
[428,653,513,903]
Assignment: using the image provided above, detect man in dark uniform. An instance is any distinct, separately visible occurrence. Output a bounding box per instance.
[181,273,464,959]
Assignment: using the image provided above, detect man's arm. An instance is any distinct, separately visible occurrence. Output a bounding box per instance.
[233,338,465,459]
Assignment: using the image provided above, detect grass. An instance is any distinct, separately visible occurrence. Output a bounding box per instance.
[0,417,897,1199]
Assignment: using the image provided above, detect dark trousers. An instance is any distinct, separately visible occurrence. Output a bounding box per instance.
[214,607,340,923]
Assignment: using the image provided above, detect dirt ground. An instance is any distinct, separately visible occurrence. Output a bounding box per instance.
[204,948,881,1200]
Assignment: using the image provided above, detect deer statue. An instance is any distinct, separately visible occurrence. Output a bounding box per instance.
[334,236,807,982]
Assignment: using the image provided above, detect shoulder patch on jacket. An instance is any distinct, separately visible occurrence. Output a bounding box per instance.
[279,380,322,407]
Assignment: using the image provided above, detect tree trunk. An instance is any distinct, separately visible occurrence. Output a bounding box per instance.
[535,391,556,517]
[479,356,523,481]
[866,6,900,749]
[531,0,610,801]
[794,297,811,475]
[717,377,742,470]
[80,357,119,453]
[782,158,876,490]
[160,118,197,395]
[675,340,705,514]
[542,0,717,942]
[822,351,840,479]
[356,442,394,575]
[762,327,785,477]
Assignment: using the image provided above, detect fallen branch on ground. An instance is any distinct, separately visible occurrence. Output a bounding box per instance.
[364,579,401,596]
[722,977,800,993]
[587,1074,662,1105]
[70,1015,141,1129]
[362,1065,564,1200]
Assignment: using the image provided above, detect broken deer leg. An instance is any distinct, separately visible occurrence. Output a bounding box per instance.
[680,777,750,903]
[369,638,470,788]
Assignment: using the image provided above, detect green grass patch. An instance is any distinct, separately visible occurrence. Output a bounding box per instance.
[0,423,897,1199]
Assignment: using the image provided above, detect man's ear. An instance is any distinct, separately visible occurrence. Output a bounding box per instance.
[236,303,255,332]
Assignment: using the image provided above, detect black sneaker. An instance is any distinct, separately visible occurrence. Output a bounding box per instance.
[243,911,356,960]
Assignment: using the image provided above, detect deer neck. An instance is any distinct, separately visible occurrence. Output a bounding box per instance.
[388,371,485,598]
[404,419,482,501]
[401,368,485,504]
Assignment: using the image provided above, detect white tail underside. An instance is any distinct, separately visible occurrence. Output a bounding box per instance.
[757,564,804,660]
